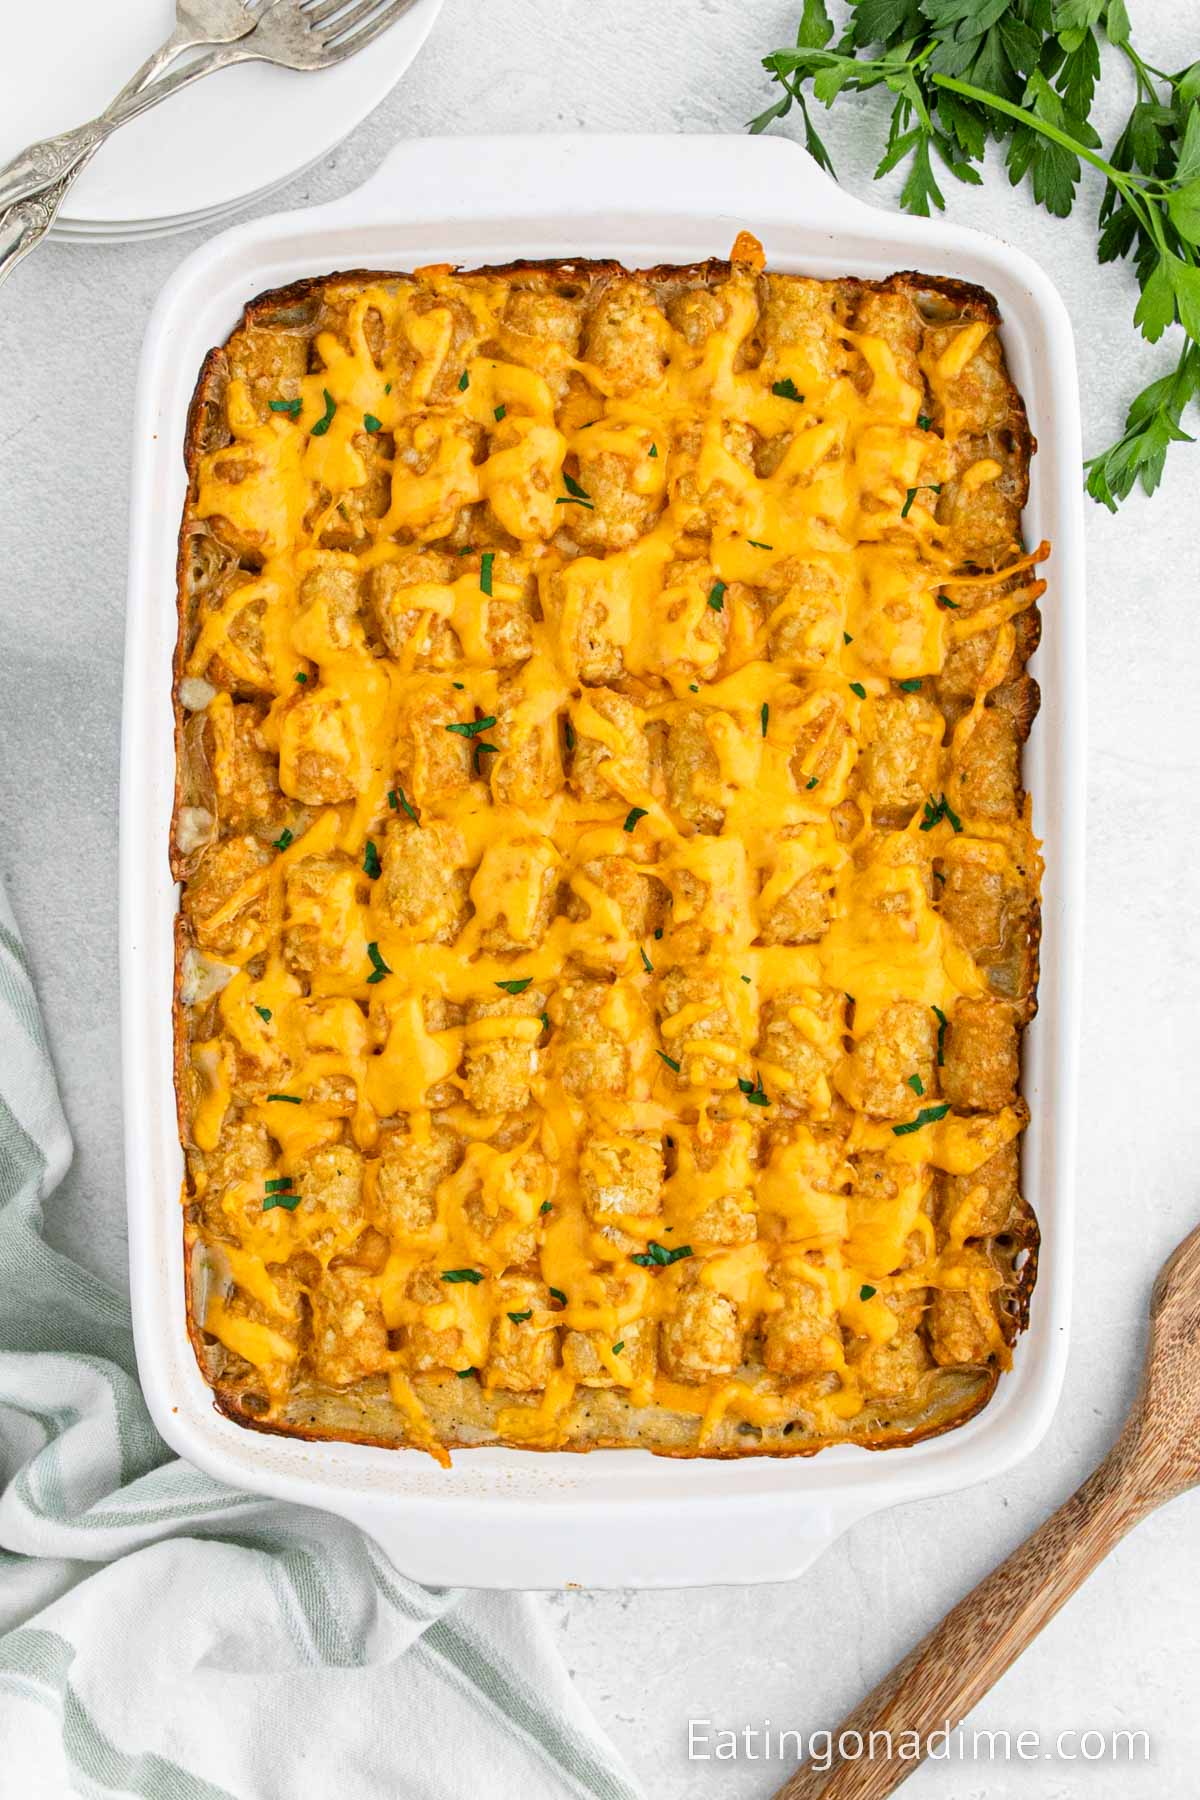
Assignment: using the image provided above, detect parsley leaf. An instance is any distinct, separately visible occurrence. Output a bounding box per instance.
[623,806,648,832]
[707,581,726,611]
[893,1103,951,1136]
[495,977,532,994]
[445,715,497,738]
[363,839,381,879]
[366,942,392,984]
[631,1241,694,1267]
[441,1268,483,1284]
[480,550,494,597]
[771,377,805,401]
[310,389,336,437]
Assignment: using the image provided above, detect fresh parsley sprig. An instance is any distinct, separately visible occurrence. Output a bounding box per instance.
[751,0,1200,507]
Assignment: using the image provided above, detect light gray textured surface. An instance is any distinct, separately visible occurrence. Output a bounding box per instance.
[1,0,1198,1794]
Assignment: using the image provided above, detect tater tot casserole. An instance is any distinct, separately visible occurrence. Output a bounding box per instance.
[171,235,1045,1462]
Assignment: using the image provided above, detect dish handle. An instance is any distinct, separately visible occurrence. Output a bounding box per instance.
[335,131,882,237]
[334,1492,879,1591]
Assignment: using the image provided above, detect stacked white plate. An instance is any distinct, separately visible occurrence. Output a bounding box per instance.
[0,0,445,242]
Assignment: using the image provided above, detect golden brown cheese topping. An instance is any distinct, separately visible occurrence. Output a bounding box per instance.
[173,240,1044,1463]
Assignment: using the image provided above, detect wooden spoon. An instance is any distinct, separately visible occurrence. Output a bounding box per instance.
[773,1222,1200,1799]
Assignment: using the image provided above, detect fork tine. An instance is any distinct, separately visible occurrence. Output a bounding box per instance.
[299,0,359,25]
[324,0,415,54]
[314,0,384,33]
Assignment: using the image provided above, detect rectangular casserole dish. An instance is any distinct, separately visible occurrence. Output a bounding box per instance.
[122,132,1084,1589]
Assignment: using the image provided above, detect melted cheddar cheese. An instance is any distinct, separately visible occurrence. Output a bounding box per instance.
[174,241,1044,1461]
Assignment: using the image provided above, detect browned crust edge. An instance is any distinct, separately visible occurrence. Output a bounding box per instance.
[171,255,1042,1461]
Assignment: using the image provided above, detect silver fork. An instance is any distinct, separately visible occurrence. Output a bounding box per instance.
[0,0,419,290]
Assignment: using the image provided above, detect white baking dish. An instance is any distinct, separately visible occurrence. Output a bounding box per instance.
[120,132,1085,1590]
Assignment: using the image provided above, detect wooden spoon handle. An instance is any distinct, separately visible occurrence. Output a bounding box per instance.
[773,1430,1156,1799]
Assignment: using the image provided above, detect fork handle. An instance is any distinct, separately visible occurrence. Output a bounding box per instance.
[771,1420,1164,1799]
[0,24,246,211]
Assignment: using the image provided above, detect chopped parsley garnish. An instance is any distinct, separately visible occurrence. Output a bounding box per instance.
[254,1006,272,1023]
[366,942,392,984]
[456,545,474,555]
[267,1094,301,1105]
[495,977,532,995]
[453,681,465,689]
[564,718,575,752]
[937,593,961,610]
[363,413,382,434]
[649,443,658,458]
[901,482,942,519]
[455,1367,477,1378]
[540,1013,550,1033]
[294,671,308,683]
[494,403,506,422]
[859,1284,877,1301]
[363,839,381,879]
[741,974,751,984]
[384,382,392,394]
[445,715,497,738]
[507,1310,532,1325]
[612,1341,625,1355]
[771,378,804,402]
[310,389,336,436]
[760,702,770,738]
[917,414,932,431]
[920,793,963,834]
[549,1288,567,1306]
[640,946,653,974]
[263,1176,299,1212]
[748,539,773,549]
[272,827,294,852]
[689,683,699,693]
[656,1049,681,1074]
[269,397,302,418]
[893,1103,951,1137]
[441,1268,483,1284]
[933,1004,948,1066]
[632,1240,693,1268]
[899,678,923,692]
[557,470,594,508]
[707,581,726,611]
[849,681,866,699]
[540,1199,552,1214]
[907,1072,925,1096]
[843,631,853,645]
[457,369,470,391]
[480,550,494,597]
[805,775,819,790]
[738,1073,770,1107]
[473,742,499,768]
[390,786,420,824]
[654,928,663,939]
[623,806,647,832]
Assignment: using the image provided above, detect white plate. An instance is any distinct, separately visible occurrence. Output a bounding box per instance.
[0,0,444,233]
[123,134,1085,1589]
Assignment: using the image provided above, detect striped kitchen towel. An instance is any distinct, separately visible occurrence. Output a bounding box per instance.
[0,879,643,1800]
